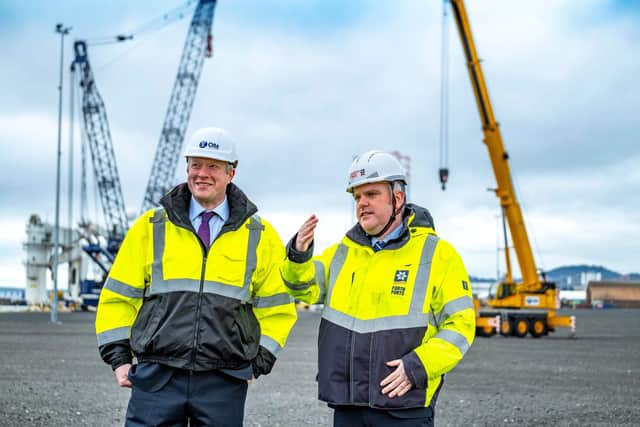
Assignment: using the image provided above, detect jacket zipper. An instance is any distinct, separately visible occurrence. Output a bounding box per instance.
[190,240,208,369]
[369,332,375,406]
[349,331,356,404]
[349,270,356,402]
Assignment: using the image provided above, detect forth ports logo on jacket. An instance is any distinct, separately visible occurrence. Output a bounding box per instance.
[391,270,409,296]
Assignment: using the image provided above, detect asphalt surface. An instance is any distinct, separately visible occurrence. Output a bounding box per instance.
[0,308,639,426]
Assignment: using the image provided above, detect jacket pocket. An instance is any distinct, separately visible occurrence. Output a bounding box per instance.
[210,253,247,285]
[369,328,426,409]
[130,296,163,354]
[234,303,259,356]
[317,319,350,404]
[198,295,259,365]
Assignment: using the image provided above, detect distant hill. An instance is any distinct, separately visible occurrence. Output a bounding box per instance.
[469,275,495,283]
[545,264,640,289]
[471,265,639,290]
[546,265,620,280]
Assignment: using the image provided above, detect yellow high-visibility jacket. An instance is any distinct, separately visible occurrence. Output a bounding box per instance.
[281,204,475,410]
[96,183,297,375]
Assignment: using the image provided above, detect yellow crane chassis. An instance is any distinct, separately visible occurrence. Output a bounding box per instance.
[476,310,575,338]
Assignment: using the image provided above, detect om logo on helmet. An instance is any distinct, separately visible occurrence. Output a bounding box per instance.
[199,140,220,150]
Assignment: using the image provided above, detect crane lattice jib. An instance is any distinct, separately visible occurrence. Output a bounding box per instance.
[73,40,128,247]
[140,0,217,213]
[449,0,539,289]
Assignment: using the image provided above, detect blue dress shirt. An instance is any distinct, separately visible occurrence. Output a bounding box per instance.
[371,223,405,250]
[189,196,229,246]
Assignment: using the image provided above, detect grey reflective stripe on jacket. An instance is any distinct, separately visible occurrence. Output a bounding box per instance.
[433,295,475,327]
[320,234,439,334]
[434,329,471,356]
[314,260,327,303]
[96,280,145,346]
[252,293,293,308]
[103,277,145,299]
[430,290,474,356]
[260,334,283,356]
[150,208,262,302]
[97,326,130,346]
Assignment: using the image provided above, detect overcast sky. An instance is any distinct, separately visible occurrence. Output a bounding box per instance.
[1,0,639,288]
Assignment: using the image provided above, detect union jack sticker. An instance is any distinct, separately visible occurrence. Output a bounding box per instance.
[350,168,366,179]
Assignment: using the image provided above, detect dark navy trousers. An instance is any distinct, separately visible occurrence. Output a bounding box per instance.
[332,405,434,427]
[125,362,248,427]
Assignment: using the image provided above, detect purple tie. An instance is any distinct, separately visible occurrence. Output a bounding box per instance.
[197,211,215,247]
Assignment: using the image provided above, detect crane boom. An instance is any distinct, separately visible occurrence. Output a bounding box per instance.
[447,1,575,337]
[140,0,217,213]
[449,0,538,290]
[72,40,128,249]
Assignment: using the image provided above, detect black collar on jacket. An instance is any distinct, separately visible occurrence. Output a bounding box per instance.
[159,182,258,233]
[345,203,435,249]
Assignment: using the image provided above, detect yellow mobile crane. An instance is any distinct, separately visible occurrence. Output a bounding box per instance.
[447,0,575,337]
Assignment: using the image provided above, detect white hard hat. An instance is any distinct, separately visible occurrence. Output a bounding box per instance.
[183,127,238,166]
[346,150,407,193]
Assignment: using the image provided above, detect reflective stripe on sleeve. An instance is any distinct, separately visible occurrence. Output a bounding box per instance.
[260,334,283,357]
[96,326,130,346]
[433,329,471,356]
[252,293,293,308]
[282,276,315,291]
[433,295,475,327]
[103,277,145,299]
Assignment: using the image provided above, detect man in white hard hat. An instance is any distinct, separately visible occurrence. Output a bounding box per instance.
[95,127,297,426]
[281,150,475,426]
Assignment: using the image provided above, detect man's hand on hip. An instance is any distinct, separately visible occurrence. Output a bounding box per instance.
[114,363,132,388]
[380,359,413,398]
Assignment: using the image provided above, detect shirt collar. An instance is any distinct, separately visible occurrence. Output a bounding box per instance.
[189,196,230,223]
[371,223,405,247]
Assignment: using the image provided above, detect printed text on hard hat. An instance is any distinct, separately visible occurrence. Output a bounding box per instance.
[199,140,220,150]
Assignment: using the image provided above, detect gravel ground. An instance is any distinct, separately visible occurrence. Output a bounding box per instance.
[1,309,639,426]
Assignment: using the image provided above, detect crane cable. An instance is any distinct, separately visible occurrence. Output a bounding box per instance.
[439,0,450,191]
[83,0,197,47]
[87,1,199,72]
[511,171,548,275]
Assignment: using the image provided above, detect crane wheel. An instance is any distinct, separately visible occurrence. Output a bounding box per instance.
[514,318,529,338]
[529,318,546,338]
[500,318,513,336]
[476,326,496,337]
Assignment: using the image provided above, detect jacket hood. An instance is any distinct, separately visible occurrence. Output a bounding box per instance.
[407,203,435,229]
[159,182,258,231]
[345,203,435,248]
